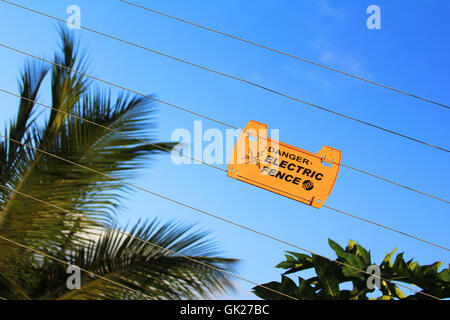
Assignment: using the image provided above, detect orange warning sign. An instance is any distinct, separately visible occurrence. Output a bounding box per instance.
[227,120,341,208]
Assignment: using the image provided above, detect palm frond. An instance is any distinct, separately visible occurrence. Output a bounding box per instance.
[24,220,237,300]
[0,26,235,301]
[0,32,174,263]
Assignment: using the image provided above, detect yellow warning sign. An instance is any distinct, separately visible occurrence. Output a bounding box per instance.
[227,120,341,208]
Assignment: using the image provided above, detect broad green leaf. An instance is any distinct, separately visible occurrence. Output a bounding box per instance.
[419,262,443,276]
[296,277,317,300]
[329,239,366,279]
[392,253,411,278]
[280,275,297,294]
[355,244,371,265]
[253,281,284,300]
[408,261,419,273]
[312,255,340,298]
[437,268,450,282]
[276,251,314,274]
[258,240,450,301]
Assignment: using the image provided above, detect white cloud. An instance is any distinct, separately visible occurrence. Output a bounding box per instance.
[317,0,348,19]
[312,37,372,79]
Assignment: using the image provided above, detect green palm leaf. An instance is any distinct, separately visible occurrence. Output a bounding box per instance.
[18,220,236,300]
[0,27,237,300]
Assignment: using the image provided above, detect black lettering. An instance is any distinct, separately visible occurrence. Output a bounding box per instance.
[275,171,285,179]
[279,160,288,169]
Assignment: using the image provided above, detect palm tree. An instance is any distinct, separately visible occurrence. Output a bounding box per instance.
[0,28,237,300]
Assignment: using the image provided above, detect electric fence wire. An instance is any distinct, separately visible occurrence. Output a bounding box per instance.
[0,0,447,299]
[0,185,298,301]
[2,0,449,154]
[0,135,445,300]
[0,90,448,251]
[119,0,449,110]
[0,184,440,300]
[0,43,448,205]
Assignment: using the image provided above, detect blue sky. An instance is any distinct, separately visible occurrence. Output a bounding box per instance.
[0,0,449,299]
